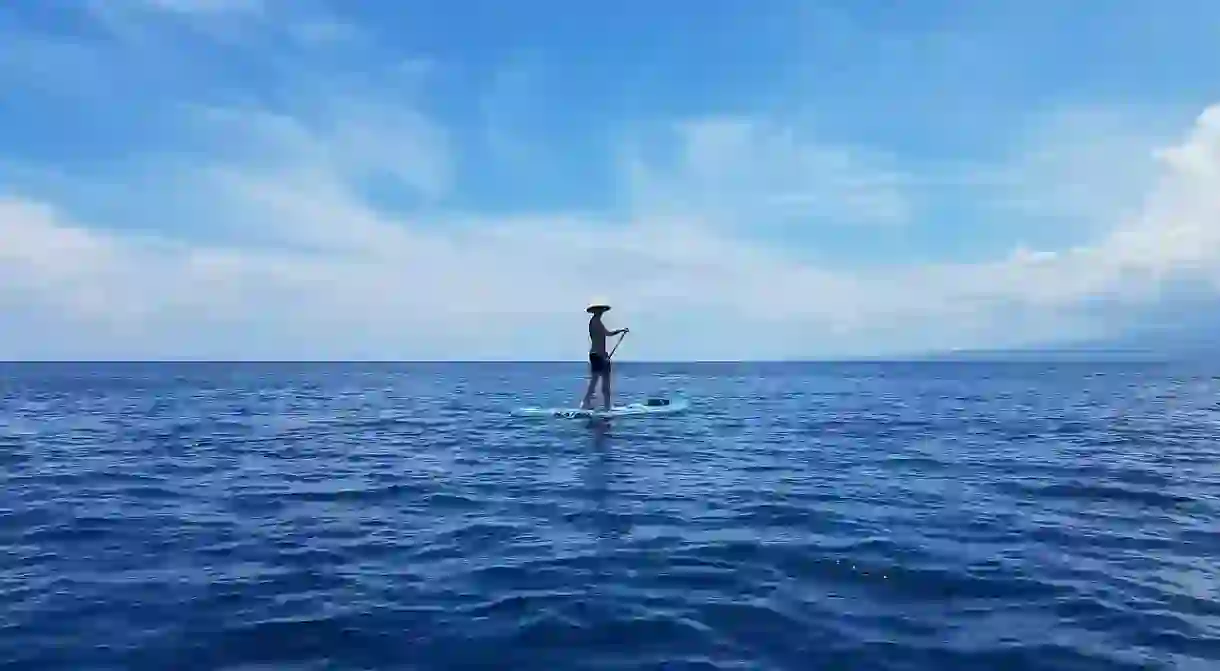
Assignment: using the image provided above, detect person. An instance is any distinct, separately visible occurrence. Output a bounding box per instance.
[580,301,628,411]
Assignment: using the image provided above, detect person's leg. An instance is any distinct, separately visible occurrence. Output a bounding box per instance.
[581,373,598,409]
[600,364,612,411]
[581,354,600,409]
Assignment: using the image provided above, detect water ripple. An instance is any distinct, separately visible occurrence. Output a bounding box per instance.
[2,361,1219,670]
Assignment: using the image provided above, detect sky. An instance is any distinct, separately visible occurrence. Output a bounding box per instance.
[1,0,1219,360]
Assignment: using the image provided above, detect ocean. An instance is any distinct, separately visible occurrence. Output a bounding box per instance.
[2,361,1218,670]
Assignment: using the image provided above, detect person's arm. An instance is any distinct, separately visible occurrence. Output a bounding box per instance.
[609,327,629,336]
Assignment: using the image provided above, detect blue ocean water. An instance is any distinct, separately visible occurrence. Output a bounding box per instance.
[2,361,1218,670]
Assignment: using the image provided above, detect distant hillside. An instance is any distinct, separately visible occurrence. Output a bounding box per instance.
[911,347,1169,362]
[1061,326,1220,359]
[914,325,1220,362]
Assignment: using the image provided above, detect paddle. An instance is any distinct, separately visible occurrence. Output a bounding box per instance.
[608,329,628,359]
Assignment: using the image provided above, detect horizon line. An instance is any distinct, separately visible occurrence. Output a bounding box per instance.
[0,355,1183,365]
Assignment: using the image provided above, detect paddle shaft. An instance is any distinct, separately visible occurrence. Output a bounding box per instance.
[608,330,627,359]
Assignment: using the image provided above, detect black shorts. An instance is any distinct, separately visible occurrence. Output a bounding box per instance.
[589,352,611,374]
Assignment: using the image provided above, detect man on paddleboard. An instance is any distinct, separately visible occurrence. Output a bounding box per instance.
[581,301,628,411]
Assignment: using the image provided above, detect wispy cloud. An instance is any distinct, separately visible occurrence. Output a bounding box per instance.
[188,99,455,203]
[624,118,912,230]
[131,0,265,15]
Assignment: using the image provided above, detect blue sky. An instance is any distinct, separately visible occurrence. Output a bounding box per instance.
[1,0,1219,360]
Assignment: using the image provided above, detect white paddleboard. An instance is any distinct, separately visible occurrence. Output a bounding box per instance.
[513,398,689,419]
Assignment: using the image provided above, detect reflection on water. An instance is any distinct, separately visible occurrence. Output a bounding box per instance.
[585,421,624,548]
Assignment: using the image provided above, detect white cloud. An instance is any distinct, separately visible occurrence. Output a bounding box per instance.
[624,118,911,229]
[480,56,548,171]
[950,105,1220,315]
[83,0,265,46]
[77,0,363,60]
[5,101,1220,360]
[288,19,362,46]
[189,101,454,203]
[139,0,265,14]
[972,105,1186,237]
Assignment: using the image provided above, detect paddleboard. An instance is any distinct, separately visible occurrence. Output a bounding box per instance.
[513,397,689,419]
